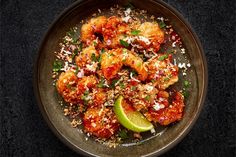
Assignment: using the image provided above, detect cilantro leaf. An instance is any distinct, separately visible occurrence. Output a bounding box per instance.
[53,60,63,72]
[158,21,166,29]
[120,39,129,47]
[158,55,168,61]
[118,129,129,139]
[131,30,141,35]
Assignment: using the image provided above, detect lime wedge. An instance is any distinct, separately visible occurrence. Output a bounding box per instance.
[114,96,154,132]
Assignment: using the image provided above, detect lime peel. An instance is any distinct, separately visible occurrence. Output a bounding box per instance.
[114,96,154,132]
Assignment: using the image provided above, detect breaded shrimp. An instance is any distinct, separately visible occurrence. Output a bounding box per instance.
[100,48,148,81]
[81,16,107,45]
[77,75,98,95]
[145,91,185,125]
[75,45,99,69]
[137,22,164,52]
[100,49,123,80]
[83,107,120,138]
[102,16,130,48]
[147,54,178,90]
[56,71,79,104]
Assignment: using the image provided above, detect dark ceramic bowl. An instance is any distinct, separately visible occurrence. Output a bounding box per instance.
[34,0,208,156]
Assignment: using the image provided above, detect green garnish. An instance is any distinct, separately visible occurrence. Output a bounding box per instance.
[100,48,105,54]
[158,55,168,61]
[182,90,189,98]
[72,48,78,59]
[136,62,141,67]
[91,53,100,62]
[110,79,119,89]
[131,86,137,91]
[145,95,151,101]
[118,129,129,139]
[97,77,106,88]
[184,80,190,88]
[120,39,129,47]
[119,82,126,89]
[53,60,63,72]
[79,43,83,51]
[158,21,166,29]
[93,41,97,46]
[130,70,138,77]
[74,66,79,75]
[131,30,141,35]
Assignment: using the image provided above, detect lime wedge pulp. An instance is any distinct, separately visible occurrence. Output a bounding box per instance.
[114,96,154,132]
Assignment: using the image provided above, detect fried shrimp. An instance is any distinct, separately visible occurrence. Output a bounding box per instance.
[56,71,79,104]
[83,107,120,138]
[75,45,99,71]
[102,16,130,48]
[145,91,184,125]
[137,22,164,52]
[147,54,178,90]
[77,75,98,95]
[81,16,107,45]
[101,48,148,81]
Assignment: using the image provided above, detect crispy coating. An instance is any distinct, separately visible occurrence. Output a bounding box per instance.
[56,71,79,104]
[81,16,107,45]
[77,75,98,95]
[75,46,99,69]
[102,16,130,48]
[138,22,164,52]
[83,107,120,138]
[147,54,178,90]
[145,91,184,125]
[101,48,148,81]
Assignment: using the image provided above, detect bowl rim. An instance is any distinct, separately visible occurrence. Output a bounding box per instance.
[33,0,208,156]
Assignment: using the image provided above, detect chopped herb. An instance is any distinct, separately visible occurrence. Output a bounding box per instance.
[184,80,190,88]
[130,70,138,77]
[164,77,170,81]
[93,41,97,46]
[53,60,63,72]
[74,66,79,75]
[120,39,129,47]
[100,48,105,54]
[81,90,90,104]
[110,79,119,89]
[158,55,168,61]
[182,90,189,98]
[79,43,83,51]
[119,82,126,89]
[151,79,156,83]
[97,77,106,88]
[131,30,141,35]
[91,53,97,62]
[131,86,137,91]
[72,48,78,59]
[118,129,129,139]
[158,21,166,29]
[145,95,151,101]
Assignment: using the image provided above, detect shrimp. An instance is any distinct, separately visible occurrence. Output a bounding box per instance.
[144,91,185,125]
[102,16,130,48]
[124,82,159,111]
[75,45,99,71]
[81,16,107,45]
[77,75,98,95]
[100,48,148,81]
[100,49,123,80]
[146,54,178,90]
[92,88,107,107]
[83,107,120,138]
[136,22,164,52]
[56,71,79,104]
[121,49,148,81]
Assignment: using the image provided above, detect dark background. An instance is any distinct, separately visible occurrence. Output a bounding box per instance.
[0,0,235,156]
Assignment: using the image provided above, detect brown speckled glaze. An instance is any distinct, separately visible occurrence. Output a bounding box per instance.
[33,0,208,156]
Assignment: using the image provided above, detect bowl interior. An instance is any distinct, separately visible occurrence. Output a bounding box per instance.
[35,0,207,156]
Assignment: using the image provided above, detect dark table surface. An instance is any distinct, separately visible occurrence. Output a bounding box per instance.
[0,0,235,157]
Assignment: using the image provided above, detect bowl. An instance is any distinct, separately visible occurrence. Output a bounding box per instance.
[34,0,208,156]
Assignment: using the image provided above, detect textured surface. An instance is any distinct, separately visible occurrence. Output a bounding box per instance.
[0,0,235,157]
